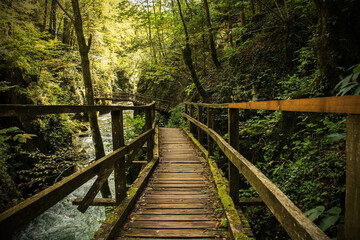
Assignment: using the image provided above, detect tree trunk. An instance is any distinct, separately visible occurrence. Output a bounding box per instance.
[49,0,57,38]
[62,1,72,45]
[312,0,360,94]
[202,0,220,68]
[239,0,246,26]
[42,0,48,32]
[147,0,157,64]
[176,0,207,101]
[71,0,111,198]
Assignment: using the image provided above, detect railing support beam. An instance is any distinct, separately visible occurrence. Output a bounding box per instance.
[197,106,203,145]
[345,114,360,240]
[228,108,240,205]
[207,107,215,156]
[189,105,196,136]
[112,110,126,205]
[145,107,154,160]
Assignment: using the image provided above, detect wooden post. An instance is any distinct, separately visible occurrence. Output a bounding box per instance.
[197,106,203,145]
[111,110,126,205]
[189,105,196,136]
[228,108,240,205]
[145,107,154,161]
[207,107,215,156]
[345,114,360,240]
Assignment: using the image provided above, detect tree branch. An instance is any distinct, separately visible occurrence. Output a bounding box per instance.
[55,0,74,21]
[87,34,92,51]
[255,0,285,25]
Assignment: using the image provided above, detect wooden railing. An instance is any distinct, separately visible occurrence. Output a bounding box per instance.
[0,102,157,238]
[184,95,360,240]
[94,91,178,111]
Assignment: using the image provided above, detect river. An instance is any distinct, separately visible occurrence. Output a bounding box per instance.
[13,105,134,240]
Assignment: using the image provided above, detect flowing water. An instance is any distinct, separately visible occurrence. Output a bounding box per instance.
[13,103,133,240]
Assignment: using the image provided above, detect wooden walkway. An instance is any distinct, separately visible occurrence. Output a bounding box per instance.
[117,128,227,239]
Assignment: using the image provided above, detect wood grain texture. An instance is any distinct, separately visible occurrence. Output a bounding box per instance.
[118,128,229,239]
[228,95,360,114]
[184,113,330,240]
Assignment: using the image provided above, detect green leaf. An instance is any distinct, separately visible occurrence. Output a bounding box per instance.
[305,206,325,221]
[354,86,360,95]
[0,127,20,134]
[353,64,360,74]
[327,207,341,215]
[324,133,346,143]
[319,215,339,231]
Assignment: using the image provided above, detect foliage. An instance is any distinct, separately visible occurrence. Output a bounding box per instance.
[124,114,145,142]
[166,103,186,128]
[335,63,360,96]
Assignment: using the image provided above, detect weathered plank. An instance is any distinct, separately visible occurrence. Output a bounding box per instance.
[0,102,156,117]
[123,229,222,238]
[93,156,159,240]
[137,209,213,215]
[345,114,360,239]
[185,102,229,109]
[130,221,219,229]
[72,198,116,206]
[228,108,240,205]
[228,95,360,114]
[134,214,215,221]
[112,110,126,205]
[184,113,330,240]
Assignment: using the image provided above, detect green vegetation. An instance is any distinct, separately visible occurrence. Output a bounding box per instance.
[0,0,359,239]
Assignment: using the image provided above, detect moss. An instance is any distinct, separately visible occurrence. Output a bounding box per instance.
[183,128,254,239]
[127,187,138,197]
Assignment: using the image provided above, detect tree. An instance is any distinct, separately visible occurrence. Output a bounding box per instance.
[176,0,208,101]
[70,0,111,198]
[202,0,221,68]
[49,0,57,38]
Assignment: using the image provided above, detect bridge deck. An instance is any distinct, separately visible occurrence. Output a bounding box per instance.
[116,128,227,239]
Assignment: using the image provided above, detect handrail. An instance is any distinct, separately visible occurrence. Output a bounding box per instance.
[0,101,157,238]
[184,95,360,240]
[186,95,360,114]
[0,102,155,117]
[184,113,328,240]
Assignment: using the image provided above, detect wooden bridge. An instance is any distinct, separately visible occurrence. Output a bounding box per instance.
[0,95,359,239]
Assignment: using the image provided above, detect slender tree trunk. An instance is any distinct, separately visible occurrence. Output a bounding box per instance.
[239,0,246,27]
[153,0,164,58]
[71,0,111,198]
[250,0,255,16]
[43,0,48,32]
[202,0,220,68]
[176,0,207,101]
[62,1,72,45]
[49,0,57,38]
[147,0,157,64]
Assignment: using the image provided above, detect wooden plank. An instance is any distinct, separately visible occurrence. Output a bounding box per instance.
[123,229,221,238]
[345,114,360,239]
[144,195,209,199]
[150,184,206,188]
[93,157,159,240]
[129,221,219,229]
[112,110,126,205]
[134,215,215,221]
[228,108,240,205]
[0,102,156,117]
[139,198,209,204]
[136,209,213,215]
[197,105,204,145]
[147,191,210,195]
[72,198,116,206]
[228,95,360,114]
[183,113,330,240]
[141,203,206,209]
[185,102,228,109]
[77,167,114,213]
[0,127,154,237]
[207,107,215,156]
